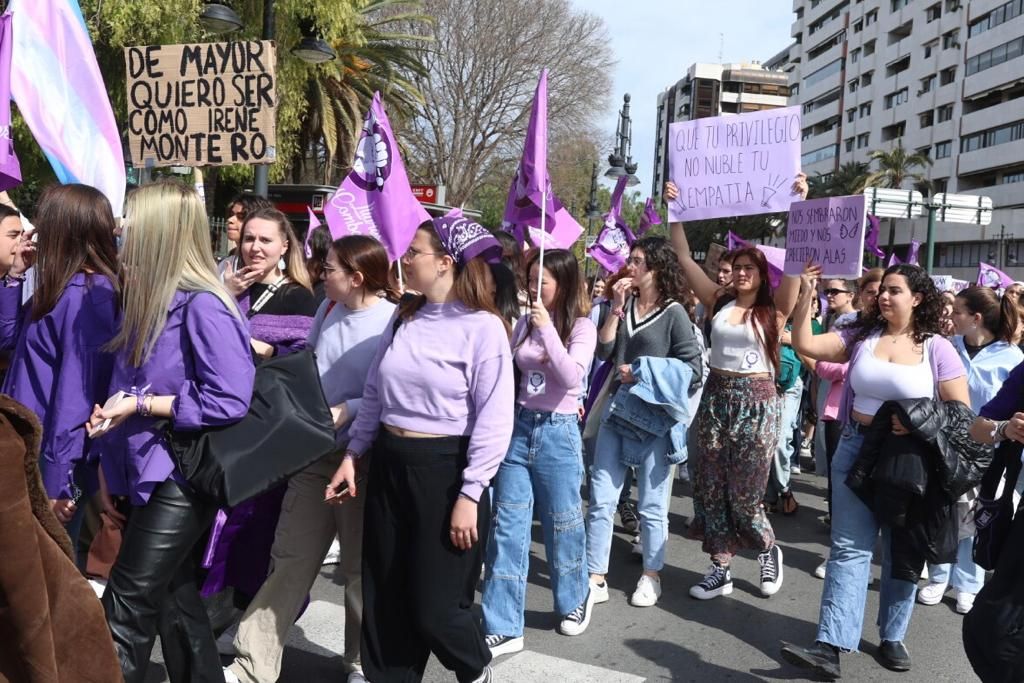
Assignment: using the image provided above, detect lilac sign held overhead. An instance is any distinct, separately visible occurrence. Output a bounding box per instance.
[783,194,868,278]
[667,106,802,222]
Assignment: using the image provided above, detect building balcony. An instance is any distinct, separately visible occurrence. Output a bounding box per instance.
[964,63,1024,100]
[961,102,1023,136]
[959,138,1024,176]
[792,17,803,39]
[956,182,1024,211]
[805,40,846,70]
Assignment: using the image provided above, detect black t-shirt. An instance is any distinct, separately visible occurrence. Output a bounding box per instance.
[245,281,318,317]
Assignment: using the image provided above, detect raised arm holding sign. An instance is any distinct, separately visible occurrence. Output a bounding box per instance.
[783,195,867,279]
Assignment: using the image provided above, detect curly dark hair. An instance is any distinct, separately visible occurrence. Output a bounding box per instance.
[633,235,688,304]
[849,264,943,345]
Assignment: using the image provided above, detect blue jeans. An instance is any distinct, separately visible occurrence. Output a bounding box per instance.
[587,406,673,574]
[817,426,918,651]
[928,536,985,593]
[768,376,803,500]
[482,408,587,637]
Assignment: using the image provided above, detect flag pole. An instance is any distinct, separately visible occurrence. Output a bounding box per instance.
[537,188,547,297]
[396,258,405,292]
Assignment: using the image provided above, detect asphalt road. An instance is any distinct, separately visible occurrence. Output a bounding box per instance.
[148,466,980,682]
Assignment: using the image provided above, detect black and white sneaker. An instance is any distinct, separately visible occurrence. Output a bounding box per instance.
[689,563,732,600]
[471,665,494,683]
[759,544,784,596]
[558,589,596,636]
[484,633,524,658]
[617,500,640,533]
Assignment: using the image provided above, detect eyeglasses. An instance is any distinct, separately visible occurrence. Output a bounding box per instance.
[403,246,441,260]
[824,288,850,296]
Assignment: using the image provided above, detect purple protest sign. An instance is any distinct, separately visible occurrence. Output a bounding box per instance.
[783,194,867,278]
[527,204,583,249]
[666,106,802,222]
[324,92,430,262]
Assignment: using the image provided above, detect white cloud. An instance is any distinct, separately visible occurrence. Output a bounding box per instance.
[578,0,794,196]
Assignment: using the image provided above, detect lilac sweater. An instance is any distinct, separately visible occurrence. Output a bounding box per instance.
[512,316,596,414]
[347,301,514,501]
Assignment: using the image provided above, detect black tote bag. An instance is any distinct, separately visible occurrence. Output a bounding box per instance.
[164,349,337,507]
[973,438,1023,571]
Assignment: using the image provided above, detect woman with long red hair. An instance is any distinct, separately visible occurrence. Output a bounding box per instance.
[665,176,807,602]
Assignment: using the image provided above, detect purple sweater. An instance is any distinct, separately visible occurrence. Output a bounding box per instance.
[347,301,514,501]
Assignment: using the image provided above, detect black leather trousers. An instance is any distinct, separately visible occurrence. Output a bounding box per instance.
[102,480,220,683]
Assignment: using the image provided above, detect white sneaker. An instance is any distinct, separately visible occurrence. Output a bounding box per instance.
[216,621,239,656]
[630,574,661,607]
[956,590,976,614]
[814,560,827,579]
[921,565,929,581]
[323,538,341,565]
[223,667,241,683]
[484,634,523,658]
[590,578,610,604]
[917,581,949,605]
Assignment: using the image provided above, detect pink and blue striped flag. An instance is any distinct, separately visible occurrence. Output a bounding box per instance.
[8,0,125,213]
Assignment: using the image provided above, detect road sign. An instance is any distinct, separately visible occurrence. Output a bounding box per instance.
[411,184,438,204]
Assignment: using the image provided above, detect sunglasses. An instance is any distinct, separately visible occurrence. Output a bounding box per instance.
[824,288,849,296]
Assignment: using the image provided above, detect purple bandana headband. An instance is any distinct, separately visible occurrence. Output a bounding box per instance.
[431,216,503,267]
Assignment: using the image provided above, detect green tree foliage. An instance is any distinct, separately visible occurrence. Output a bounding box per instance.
[808,161,869,199]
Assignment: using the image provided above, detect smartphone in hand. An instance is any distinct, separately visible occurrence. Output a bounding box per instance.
[324,477,364,502]
[90,390,127,437]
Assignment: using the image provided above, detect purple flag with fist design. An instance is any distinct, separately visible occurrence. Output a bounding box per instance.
[324,91,429,262]
[503,70,557,232]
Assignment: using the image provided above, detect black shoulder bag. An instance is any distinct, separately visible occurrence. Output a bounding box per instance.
[973,437,1024,571]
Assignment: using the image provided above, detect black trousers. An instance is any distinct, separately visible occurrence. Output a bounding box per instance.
[102,480,219,683]
[824,419,843,519]
[361,431,491,683]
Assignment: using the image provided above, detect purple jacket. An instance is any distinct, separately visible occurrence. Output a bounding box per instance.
[97,290,255,506]
[0,273,119,499]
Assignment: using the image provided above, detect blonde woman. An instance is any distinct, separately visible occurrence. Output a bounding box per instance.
[87,180,256,683]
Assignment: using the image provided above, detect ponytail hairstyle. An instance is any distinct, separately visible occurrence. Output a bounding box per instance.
[330,235,401,302]
[726,246,781,376]
[525,248,590,346]
[398,223,510,336]
[956,286,1019,343]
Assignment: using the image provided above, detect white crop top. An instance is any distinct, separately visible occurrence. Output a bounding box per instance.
[849,333,934,416]
[709,301,772,374]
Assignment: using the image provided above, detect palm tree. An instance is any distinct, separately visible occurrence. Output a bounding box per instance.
[295,0,432,184]
[858,141,933,256]
[808,161,869,198]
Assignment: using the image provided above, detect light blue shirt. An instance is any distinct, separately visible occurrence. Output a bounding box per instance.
[952,335,1024,413]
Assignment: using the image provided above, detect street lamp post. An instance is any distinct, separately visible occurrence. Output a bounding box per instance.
[584,162,602,277]
[252,0,275,198]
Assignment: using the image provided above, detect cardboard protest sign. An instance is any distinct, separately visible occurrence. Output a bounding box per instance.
[704,243,727,279]
[124,41,277,167]
[667,106,801,222]
[931,275,970,293]
[783,194,867,278]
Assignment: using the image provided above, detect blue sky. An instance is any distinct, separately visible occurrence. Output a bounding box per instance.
[581,0,795,196]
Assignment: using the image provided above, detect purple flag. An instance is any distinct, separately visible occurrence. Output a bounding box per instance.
[864,214,885,259]
[587,215,636,274]
[725,231,784,289]
[503,70,557,232]
[888,252,901,267]
[636,197,662,236]
[0,13,20,191]
[303,206,322,258]
[324,92,430,262]
[528,204,583,249]
[608,175,628,219]
[906,240,921,266]
[978,262,1015,289]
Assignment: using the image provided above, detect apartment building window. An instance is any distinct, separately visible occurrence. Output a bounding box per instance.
[961,118,1024,152]
[859,102,872,117]
[802,127,815,141]
[937,104,954,122]
[847,108,856,122]
[862,71,874,86]
[884,87,909,108]
[805,58,844,86]
[939,242,984,268]
[966,36,1024,76]
[849,79,859,93]
[935,140,952,158]
[940,66,957,84]
[866,8,879,24]
[803,88,841,113]
[945,0,961,10]
[920,111,934,128]
[857,132,871,148]
[924,39,939,58]
[851,48,861,63]
[933,177,948,193]
[882,121,906,141]
[864,39,876,56]
[942,29,961,49]
[888,20,913,45]
[853,19,864,32]
[926,3,941,21]
[969,0,1024,38]
[1004,170,1024,184]
[891,0,911,9]
[886,57,909,77]
[801,144,839,165]
[920,75,936,93]
[846,137,855,152]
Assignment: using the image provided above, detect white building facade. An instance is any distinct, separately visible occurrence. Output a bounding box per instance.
[787,0,1024,280]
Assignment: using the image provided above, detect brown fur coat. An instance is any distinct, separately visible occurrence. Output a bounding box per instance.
[0,395,122,682]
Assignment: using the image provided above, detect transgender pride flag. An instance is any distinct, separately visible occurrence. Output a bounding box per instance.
[8,0,125,213]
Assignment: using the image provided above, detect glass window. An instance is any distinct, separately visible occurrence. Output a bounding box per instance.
[920,111,934,128]
[935,140,952,158]
[937,104,954,122]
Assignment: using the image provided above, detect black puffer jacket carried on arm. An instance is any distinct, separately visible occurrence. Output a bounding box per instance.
[846,398,993,582]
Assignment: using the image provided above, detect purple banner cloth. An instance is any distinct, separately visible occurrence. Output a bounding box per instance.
[888,252,902,267]
[907,239,921,266]
[783,194,867,278]
[503,70,557,232]
[324,91,429,262]
[587,217,636,274]
[527,203,583,249]
[978,262,1015,289]
[636,197,662,236]
[667,106,802,222]
[0,13,20,191]
[864,214,885,259]
[726,230,784,289]
[303,205,321,258]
